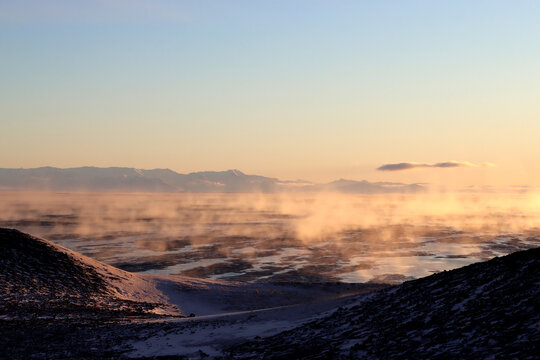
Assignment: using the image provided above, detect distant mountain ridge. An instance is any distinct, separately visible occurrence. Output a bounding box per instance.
[0,167,425,193]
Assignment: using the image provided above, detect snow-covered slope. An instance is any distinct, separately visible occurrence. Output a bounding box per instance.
[228,247,540,359]
[0,228,182,317]
[0,228,384,319]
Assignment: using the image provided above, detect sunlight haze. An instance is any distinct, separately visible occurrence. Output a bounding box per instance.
[1,1,539,186]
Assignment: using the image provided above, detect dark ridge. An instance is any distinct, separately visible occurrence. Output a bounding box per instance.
[227,247,540,359]
[0,166,426,193]
[0,228,109,298]
[0,228,162,318]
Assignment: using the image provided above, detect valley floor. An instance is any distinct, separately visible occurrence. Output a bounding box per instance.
[1,286,379,360]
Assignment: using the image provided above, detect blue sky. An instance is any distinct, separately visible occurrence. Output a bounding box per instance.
[1,1,539,185]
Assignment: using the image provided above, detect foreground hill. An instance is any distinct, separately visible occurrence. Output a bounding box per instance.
[228,247,540,359]
[0,166,424,193]
[0,228,383,359]
[1,228,537,359]
[0,228,381,320]
[0,228,181,317]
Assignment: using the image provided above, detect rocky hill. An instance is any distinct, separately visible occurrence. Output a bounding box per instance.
[0,228,381,320]
[227,247,540,359]
[0,228,181,318]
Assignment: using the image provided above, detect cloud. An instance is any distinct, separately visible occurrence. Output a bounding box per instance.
[377,163,421,171]
[377,161,493,172]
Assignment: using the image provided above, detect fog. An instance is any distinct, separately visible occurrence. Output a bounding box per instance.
[1,191,539,283]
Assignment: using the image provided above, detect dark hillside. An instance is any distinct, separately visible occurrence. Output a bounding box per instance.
[0,228,165,318]
[228,247,540,359]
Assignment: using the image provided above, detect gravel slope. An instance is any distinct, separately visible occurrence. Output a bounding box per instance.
[227,247,540,359]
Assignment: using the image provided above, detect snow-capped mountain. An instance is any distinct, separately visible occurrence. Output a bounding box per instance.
[314,178,424,194]
[0,167,425,193]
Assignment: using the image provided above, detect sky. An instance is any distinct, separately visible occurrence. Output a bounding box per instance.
[1,0,539,187]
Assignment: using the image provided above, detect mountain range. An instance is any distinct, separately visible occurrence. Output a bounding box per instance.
[0,166,425,193]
